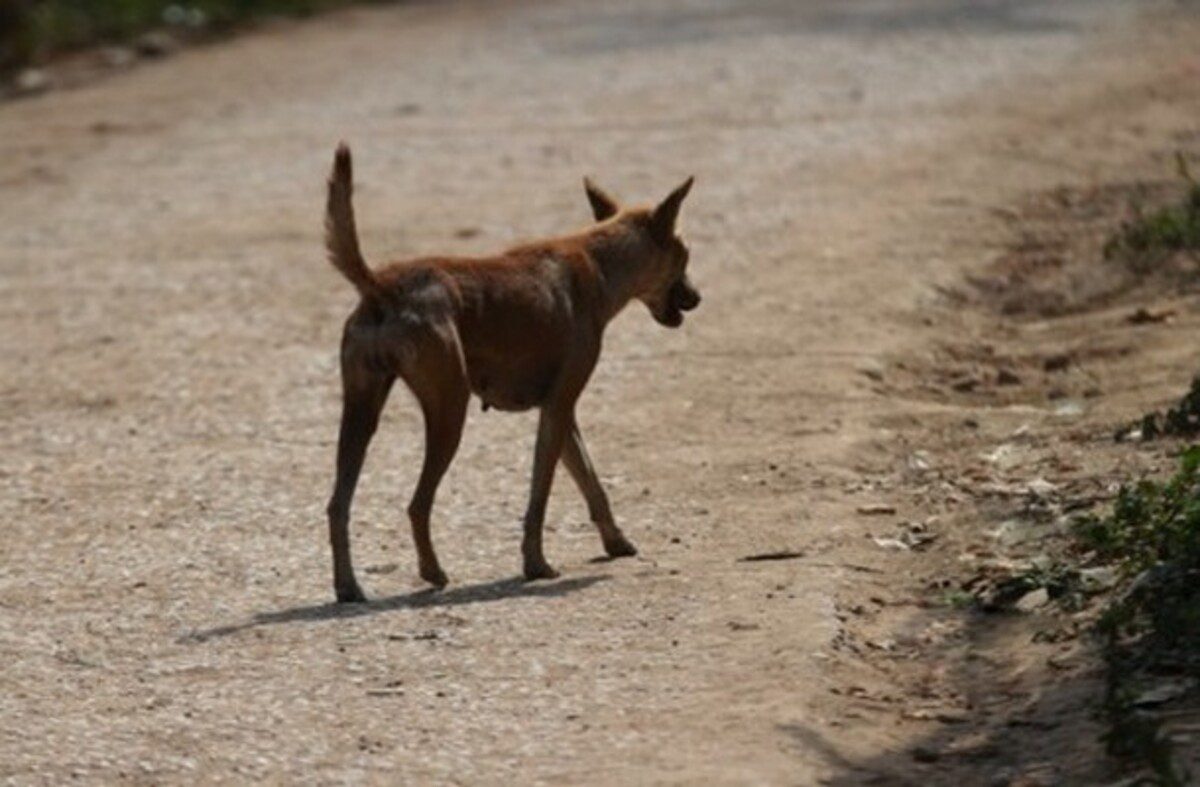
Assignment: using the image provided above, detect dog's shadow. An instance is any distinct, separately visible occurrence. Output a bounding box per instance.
[181,574,609,643]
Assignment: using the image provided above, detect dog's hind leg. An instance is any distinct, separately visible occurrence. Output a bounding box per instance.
[327,367,394,603]
[561,421,637,559]
[403,333,469,589]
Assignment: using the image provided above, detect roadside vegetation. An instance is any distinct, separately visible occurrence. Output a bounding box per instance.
[1121,377,1200,442]
[1105,153,1200,273]
[1080,173,1200,781]
[0,0,360,72]
[1072,448,1200,786]
[1078,169,1200,784]
[949,157,1200,783]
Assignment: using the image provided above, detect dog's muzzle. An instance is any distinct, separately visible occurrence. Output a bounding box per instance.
[653,280,701,328]
[670,280,701,312]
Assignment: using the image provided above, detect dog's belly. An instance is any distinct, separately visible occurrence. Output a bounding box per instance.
[469,361,555,412]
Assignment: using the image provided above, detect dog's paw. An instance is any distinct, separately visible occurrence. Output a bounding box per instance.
[523,561,561,582]
[420,564,449,589]
[335,582,367,604]
[603,535,638,559]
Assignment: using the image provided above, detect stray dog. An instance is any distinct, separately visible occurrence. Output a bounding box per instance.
[323,143,699,602]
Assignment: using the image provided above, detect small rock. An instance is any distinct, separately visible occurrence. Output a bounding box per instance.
[135,31,180,58]
[1127,307,1175,325]
[982,443,1021,470]
[997,368,1021,386]
[1026,478,1057,498]
[901,529,938,551]
[363,563,398,575]
[989,519,1033,547]
[857,359,886,382]
[1053,400,1083,417]
[1078,566,1117,592]
[906,451,931,472]
[99,46,136,68]
[13,68,51,96]
[903,708,969,724]
[1132,680,1194,708]
[1015,588,1050,612]
[1042,353,1071,372]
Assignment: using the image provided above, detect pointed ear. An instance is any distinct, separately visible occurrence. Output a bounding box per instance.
[583,177,621,221]
[650,176,694,240]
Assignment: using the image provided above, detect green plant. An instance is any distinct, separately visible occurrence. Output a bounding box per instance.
[940,589,975,609]
[1105,153,1200,271]
[1076,446,1200,580]
[1074,446,1200,783]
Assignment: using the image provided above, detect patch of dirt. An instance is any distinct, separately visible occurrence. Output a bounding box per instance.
[960,180,1194,318]
[829,143,1200,784]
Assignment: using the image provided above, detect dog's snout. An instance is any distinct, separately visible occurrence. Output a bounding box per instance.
[670,280,701,312]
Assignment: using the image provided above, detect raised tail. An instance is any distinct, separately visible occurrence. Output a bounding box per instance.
[325,143,383,299]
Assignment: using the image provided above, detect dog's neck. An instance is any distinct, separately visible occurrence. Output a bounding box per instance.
[584,223,653,323]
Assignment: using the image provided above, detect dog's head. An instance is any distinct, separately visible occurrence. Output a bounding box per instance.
[584,176,700,328]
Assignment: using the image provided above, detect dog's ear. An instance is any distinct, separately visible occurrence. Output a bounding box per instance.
[583,177,621,221]
[650,176,694,241]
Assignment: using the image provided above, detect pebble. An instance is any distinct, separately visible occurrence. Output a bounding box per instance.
[857,359,886,381]
[136,31,180,58]
[997,368,1021,385]
[1042,353,1071,372]
[1015,588,1049,612]
[99,46,137,68]
[1052,400,1084,417]
[14,68,51,96]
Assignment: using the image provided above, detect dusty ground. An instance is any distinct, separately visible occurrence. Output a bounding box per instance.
[2,0,1200,783]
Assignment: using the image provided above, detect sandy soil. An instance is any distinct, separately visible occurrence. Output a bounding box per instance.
[2,0,1199,783]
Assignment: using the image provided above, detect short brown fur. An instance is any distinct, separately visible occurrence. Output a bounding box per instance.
[324,143,700,602]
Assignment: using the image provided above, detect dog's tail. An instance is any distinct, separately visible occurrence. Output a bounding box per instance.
[325,143,383,300]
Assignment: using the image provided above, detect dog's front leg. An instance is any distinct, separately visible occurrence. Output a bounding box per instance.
[521,403,574,580]
[561,421,637,559]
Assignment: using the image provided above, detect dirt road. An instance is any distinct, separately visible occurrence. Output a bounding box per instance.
[2,0,1198,783]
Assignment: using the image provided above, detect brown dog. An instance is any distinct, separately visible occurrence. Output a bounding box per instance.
[323,143,699,602]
